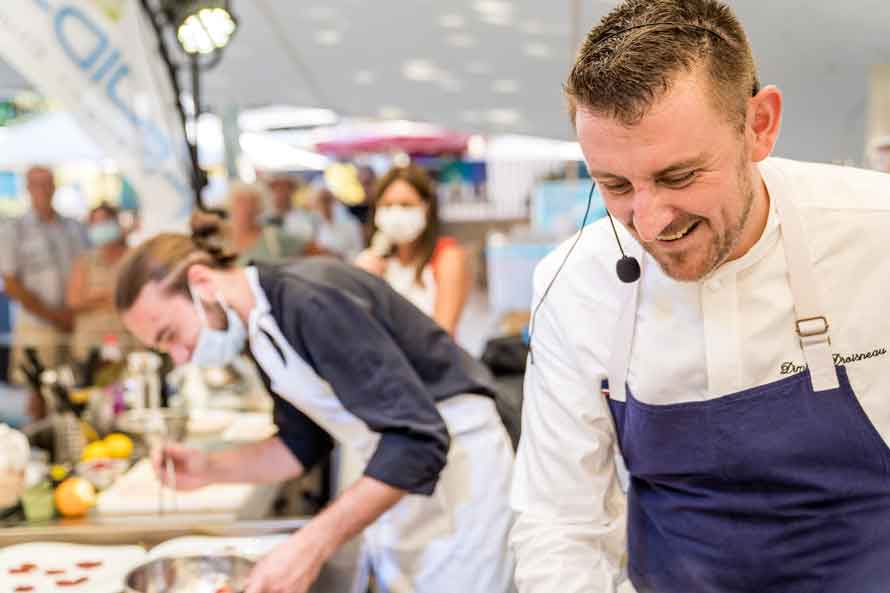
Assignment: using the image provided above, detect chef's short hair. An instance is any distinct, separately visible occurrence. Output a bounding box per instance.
[566,0,759,131]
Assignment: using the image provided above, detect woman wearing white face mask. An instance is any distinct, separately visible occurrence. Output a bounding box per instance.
[113,228,515,593]
[354,165,471,336]
[66,202,134,359]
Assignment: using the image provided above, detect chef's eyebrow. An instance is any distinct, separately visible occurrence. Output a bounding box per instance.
[589,154,708,181]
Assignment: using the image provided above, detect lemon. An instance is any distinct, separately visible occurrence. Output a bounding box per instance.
[54,477,96,517]
[50,464,70,482]
[102,433,133,459]
[69,387,93,405]
[81,441,110,461]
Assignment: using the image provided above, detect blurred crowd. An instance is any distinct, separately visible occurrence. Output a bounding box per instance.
[1,162,472,387]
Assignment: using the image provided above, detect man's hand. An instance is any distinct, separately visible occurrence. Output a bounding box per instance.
[49,308,74,333]
[151,443,214,491]
[354,250,387,276]
[245,476,405,593]
[244,524,335,593]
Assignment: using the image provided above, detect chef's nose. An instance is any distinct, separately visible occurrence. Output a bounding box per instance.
[631,188,673,243]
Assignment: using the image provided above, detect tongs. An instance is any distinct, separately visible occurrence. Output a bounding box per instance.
[146,410,178,515]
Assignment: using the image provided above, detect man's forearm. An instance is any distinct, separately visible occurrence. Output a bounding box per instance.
[306,475,406,554]
[68,291,110,314]
[4,276,56,322]
[207,436,305,483]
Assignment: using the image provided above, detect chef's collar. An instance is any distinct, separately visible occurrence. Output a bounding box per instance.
[243,265,272,338]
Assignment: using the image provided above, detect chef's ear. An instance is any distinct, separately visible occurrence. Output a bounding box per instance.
[186,264,217,302]
[747,85,782,163]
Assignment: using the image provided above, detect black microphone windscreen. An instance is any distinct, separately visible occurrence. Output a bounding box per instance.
[616,256,641,283]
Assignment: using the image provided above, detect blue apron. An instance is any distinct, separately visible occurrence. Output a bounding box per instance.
[604,170,890,592]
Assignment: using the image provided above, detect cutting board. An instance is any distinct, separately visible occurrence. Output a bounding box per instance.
[96,459,255,516]
[0,542,146,593]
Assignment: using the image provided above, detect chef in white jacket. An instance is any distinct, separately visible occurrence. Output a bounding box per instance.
[510,1,890,593]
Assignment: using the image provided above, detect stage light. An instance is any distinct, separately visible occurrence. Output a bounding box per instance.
[171,1,237,55]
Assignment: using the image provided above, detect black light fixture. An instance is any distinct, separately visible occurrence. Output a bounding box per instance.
[140,0,238,210]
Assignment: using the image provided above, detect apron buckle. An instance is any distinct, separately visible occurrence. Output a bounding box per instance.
[796,316,831,347]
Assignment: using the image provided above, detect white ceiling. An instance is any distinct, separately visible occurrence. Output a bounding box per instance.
[1,0,889,163]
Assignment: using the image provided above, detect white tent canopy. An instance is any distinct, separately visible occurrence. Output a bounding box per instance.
[0,111,105,167]
[0,1,887,167]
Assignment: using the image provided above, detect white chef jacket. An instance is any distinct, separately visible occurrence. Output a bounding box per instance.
[509,157,890,593]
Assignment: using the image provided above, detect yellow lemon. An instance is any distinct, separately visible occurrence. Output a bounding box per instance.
[102,433,133,459]
[54,477,96,517]
[69,387,93,405]
[81,441,110,461]
[50,464,70,482]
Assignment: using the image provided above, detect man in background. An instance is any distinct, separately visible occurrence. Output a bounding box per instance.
[265,174,318,245]
[309,185,364,259]
[0,166,88,381]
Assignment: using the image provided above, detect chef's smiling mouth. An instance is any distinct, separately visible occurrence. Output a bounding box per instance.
[657,219,702,242]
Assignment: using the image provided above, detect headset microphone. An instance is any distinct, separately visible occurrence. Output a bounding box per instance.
[607,213,641,283]
[528,182,641,363]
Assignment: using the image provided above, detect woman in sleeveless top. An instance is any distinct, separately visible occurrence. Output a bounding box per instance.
[355,165,471,336]
[66,203,134,360]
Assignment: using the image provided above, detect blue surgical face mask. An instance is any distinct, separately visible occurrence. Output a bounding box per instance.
[88,220,123,247]
[189,288,247,368]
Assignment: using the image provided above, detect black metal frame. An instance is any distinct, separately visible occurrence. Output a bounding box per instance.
[138,0,234,210]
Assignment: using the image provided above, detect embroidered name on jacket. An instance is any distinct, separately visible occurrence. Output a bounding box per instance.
[780,347,888,375]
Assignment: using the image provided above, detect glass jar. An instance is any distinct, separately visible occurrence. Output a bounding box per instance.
[0,424,29,509]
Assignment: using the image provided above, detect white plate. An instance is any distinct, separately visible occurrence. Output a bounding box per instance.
[0,542,146,593]
[147,535,291,562]
[221,413,277,443]
[187,410,236,436]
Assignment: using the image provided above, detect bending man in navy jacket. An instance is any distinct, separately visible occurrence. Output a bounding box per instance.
[115,231,515,593]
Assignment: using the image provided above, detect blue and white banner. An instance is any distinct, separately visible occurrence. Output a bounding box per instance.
[0,0,193,236]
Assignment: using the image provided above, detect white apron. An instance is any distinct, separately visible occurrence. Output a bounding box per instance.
[249,311,516,593]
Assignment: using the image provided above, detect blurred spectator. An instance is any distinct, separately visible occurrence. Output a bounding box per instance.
[265,174,318,245]
[310,186,364,259]
[0,166,88,382]
[66,203,135,360]
[227,182,313,265]
[355,165,470,336]
[350,165,376,242]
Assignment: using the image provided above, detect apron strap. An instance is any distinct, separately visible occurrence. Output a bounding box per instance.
[771,173,839,392]
[607,244,642,479]
[608,265,641,405]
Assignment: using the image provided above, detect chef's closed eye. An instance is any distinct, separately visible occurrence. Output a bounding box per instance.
[601,181,633,196]
[659,170,698,188]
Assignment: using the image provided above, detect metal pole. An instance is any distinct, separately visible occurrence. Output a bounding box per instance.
[189,53,206,209]
[138,0,207,211]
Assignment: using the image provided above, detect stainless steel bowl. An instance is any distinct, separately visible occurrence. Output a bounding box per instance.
[124,555,254,593]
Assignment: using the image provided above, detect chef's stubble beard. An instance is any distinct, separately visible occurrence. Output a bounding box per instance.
[659,149,756,282]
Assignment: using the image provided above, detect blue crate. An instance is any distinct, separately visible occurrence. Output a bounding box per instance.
[486,240,557,314]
